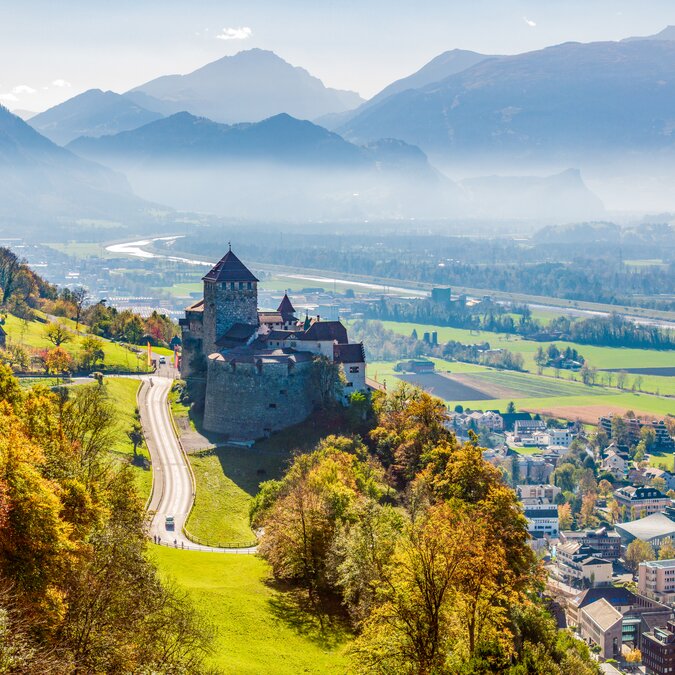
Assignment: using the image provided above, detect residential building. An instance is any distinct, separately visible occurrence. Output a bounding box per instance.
[614,485,672,520]
[601,449,628,480]
[578,598,622,659]
[518,484,562,502]
[430,287,452,303]
[556,542,613,587]
[600,415,675,452]
[481,411,504,431]
[641,619,675,675]
[559,527,622,561]
[615,513,675,552]
[567,587,671,651]
[522,499,560,538]
[513,419,547,442]
[639,559,675,605]
[644,467,675,492]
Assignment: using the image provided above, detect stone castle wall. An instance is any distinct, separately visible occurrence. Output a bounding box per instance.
[202,357,316,440]
[202,282,258,356]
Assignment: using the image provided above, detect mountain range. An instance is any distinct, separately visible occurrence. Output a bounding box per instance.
[29,89,163,145]
[0,105,147,226]
[337,38,675,166]
[125,49,363,124]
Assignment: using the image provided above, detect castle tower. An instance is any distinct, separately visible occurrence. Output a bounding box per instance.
[201,247,259,356]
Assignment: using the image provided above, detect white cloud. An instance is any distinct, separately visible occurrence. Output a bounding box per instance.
[12,84,36,95]
[0,93,19,102]
[216,26,252,41]
[52,78,71,87]
[523,16,537,28]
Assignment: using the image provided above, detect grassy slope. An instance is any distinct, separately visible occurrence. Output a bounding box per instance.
[104,378,152,500]
[151,546,350,674]
[4,313,151,373]
[186,412,355,546]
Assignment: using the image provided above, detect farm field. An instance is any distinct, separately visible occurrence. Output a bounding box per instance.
[152,546,350,674]
[379,320,675,398]
[397,372,493,400]
[367,357,674,424]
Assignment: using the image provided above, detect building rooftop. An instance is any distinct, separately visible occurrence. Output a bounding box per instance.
[640,558,675,569]
[333,342,365,364]
[302,320,348,343]
[615,513,675,543]
[582,598,623,632]
[570,585,636,610]
[202,248,259,284]
[277,293,295,316]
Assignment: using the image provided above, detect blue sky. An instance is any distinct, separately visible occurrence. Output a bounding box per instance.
[3,0,675,111]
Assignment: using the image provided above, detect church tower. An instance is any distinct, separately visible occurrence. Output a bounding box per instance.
[201,247,259,356]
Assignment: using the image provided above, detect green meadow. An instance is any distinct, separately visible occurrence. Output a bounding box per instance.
[151,547,350,674]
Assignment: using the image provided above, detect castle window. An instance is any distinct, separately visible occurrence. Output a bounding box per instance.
[239,282,245,290]
[349,366,360,373]
[280,389,287,395]
[269,403,277,409]
[345,382,353,388]
[247,282,252,289]
[230,282,235,290]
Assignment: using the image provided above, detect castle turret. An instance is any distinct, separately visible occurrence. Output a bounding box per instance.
[201,247,259,356]
[277,293,296,328]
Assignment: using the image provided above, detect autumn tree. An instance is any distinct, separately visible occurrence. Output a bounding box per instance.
[127,422,144,461]
[625,540,655,572]
[558,503,573,530]
[370,382,451,483]
[659,537,675,561]
[43,346,73,379]
[44,321,73,347]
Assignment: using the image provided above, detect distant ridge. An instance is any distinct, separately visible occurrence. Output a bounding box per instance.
[127,49,364,124]
[29,89,163,145]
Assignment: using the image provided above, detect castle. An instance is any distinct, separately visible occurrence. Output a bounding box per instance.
[179,247,367,440]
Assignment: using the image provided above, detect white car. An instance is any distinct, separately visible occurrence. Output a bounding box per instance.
[159,356,166,364]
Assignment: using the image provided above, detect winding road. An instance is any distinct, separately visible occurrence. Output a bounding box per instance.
[139,375,256,553]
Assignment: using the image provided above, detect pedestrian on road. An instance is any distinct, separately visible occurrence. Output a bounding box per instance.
[174,538,177,548]
[181,542,184,549]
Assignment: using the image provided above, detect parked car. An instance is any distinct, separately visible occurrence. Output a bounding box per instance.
[159,356,167,364]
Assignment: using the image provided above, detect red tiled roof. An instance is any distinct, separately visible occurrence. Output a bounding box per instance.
[301,320,348,343]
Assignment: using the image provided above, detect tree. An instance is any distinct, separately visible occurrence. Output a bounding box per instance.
[579,493,598,528]
[558,503,573,530]
[71,287,89,330]
[641,426,657,453]
[659,537,675,561]
[506,401,516,414]
[625,540,655,572]
[598,479,613,498]
[552,463,577,493]
[43,346,73,378]
[44,320,73,347]
[534,346,547,368]
[311,355,345,409]
[351,502,517,672]
[80,334,105,371]
[626,648,642,663]
[617,370,628,390]
[127,422,144,461]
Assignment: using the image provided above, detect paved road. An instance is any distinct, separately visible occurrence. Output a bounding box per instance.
[140,375,255,553]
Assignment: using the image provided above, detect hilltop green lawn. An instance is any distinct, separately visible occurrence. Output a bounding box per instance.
[3,313,151,373]
[151,546,350,674]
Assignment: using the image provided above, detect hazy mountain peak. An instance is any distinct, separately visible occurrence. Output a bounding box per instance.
[127,50,364,124]
[29,89,162,145]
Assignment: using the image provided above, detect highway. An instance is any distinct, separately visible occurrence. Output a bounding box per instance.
[140,375,255,553]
